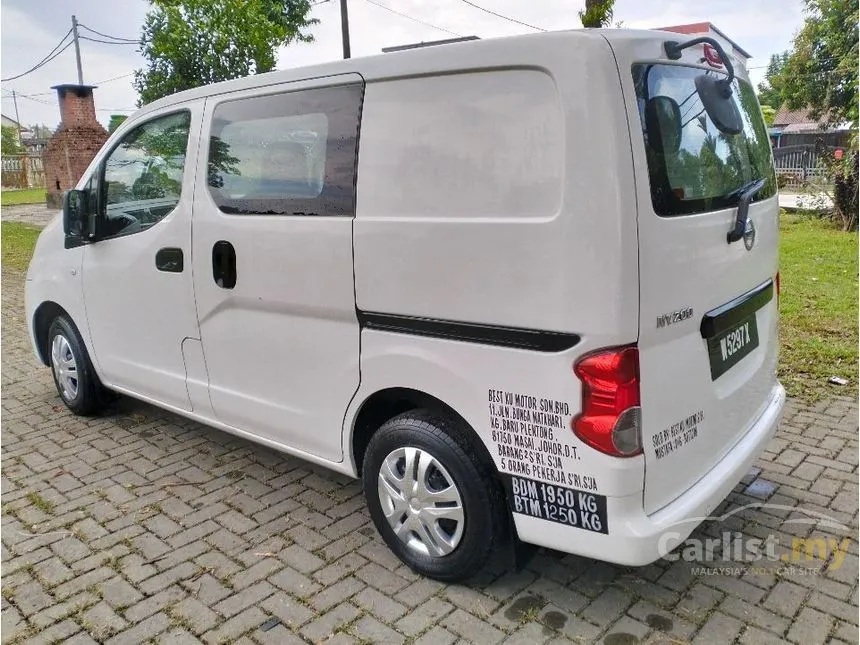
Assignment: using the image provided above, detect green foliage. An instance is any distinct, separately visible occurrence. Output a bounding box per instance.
[760,105,776,127]
[26,124,53,139]
[755,52,789,111]
[775,0,858,129]
[772,0,859,229]
[134,0,317,105]
[108,114,129,133]
[1,125,22,154]
[579,0,614,28]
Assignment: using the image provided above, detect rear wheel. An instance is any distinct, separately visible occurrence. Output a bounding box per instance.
[48,315,108,416]
[362,409,507,582]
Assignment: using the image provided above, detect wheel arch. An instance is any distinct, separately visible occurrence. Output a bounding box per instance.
[349,387,496,478]
[32,301,72,366]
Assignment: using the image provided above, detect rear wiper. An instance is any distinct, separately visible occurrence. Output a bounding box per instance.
[726,178,767,244]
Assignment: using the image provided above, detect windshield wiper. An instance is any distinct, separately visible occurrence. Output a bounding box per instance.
[726,178,767,244]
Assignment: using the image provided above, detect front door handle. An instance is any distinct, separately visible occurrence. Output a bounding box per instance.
[212,240,236,289]
[155,247,183,273]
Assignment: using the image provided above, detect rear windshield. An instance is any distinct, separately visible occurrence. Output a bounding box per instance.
[633,63,776,217]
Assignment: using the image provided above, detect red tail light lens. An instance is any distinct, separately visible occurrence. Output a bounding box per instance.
[775,272,780,305]
[573,346,642,457]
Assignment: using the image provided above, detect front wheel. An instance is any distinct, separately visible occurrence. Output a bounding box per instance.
[362,410,508,582]
[48,315,108,416]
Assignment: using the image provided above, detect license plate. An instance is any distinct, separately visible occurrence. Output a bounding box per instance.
[707,315,759,380]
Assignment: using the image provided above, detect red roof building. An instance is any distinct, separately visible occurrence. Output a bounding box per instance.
[657,22,751,68]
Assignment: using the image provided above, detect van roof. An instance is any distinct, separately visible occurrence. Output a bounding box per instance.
[136,28,676,116]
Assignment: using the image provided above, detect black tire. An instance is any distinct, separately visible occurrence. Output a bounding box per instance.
[47,315,108,416]
[362,409,508,582]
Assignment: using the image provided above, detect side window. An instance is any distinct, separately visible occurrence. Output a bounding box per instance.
[101,111,191,237]
[207,83,362,216]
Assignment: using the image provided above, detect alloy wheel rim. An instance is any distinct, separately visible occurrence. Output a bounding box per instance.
[51,334,78,401]
[377,446,465,557]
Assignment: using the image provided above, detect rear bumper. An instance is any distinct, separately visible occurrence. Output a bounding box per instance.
[513,382,786,565]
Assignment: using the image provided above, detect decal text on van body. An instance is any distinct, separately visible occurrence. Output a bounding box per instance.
[652,410,703,459]
[488,388,601,491]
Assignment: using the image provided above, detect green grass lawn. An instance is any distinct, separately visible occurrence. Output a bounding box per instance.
[1,222,41,272]
[779,214,858,401]
[1,188,47,207]
[2,215,856,401]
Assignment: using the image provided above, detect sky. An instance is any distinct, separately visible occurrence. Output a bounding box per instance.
[1,0,807,130]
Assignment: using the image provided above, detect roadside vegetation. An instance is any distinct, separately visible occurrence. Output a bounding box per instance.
[1,222,41,271]
[2,188,47,207]
[778,212,858,401]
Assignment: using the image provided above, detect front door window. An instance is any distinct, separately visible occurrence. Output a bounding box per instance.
[101,111,191,237]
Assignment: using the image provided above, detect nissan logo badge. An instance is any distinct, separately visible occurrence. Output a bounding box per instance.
[743,218,756,251]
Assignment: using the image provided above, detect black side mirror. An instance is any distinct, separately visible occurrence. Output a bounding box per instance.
[63,189,88,239]
[694,74,743,135]
[663,36,743,136]
[645,96,682,154]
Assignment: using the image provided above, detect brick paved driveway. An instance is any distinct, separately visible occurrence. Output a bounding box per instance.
[1,264,857,645]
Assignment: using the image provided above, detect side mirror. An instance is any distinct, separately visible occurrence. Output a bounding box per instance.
[695,74,743,135]
[645,96,682,154]
[62,189,88,239]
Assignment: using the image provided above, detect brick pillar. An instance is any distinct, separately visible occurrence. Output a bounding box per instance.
[44,84,110,209]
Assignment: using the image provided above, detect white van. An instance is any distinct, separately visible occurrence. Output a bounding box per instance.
[26,29,785,581]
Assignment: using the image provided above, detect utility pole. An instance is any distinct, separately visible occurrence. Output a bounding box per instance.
[11,90,23,143]
[71,14,84,84]
[11,90,28,187]
[339,0,351,59]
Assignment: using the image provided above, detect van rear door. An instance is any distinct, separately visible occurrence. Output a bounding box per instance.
[612,37,780,514]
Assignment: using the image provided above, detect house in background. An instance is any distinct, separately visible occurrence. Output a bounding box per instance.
[2,114,21,129]
[769,106,851,149]
[1,114,27,145]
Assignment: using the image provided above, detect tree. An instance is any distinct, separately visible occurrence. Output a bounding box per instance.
[756,52,789,111]
[760,105,776,127]
[773,0,859,229]
[27,124,53,139]
[134,0,317,106]
[108,115,128,133]
[579,0,615,28]
[1,125,22,154]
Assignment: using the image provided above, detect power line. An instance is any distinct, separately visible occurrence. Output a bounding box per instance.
[457,0,545,31]
[1,72,136,106]
[3,88,137,112]
[79,35,138,46]
[1,29,73,81]
[95,72,136,84]
[77,23,137,43]
[2,91,54,106]
[362,0,462,37]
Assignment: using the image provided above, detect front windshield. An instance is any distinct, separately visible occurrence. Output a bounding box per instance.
[633,63,776,217]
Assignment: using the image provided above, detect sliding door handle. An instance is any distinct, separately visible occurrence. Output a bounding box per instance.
[212,240,237,289]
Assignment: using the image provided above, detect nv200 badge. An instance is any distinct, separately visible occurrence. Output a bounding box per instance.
[656,306,693,329]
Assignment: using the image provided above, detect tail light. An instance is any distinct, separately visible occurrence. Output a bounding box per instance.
[775,271,780,306]
[572,346,642,457]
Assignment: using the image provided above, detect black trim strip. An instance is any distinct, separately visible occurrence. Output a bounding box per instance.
[700,279,774,339]
[357,311,580,352]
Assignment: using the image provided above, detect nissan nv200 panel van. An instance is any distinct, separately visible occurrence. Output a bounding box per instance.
[26,28,785,581]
